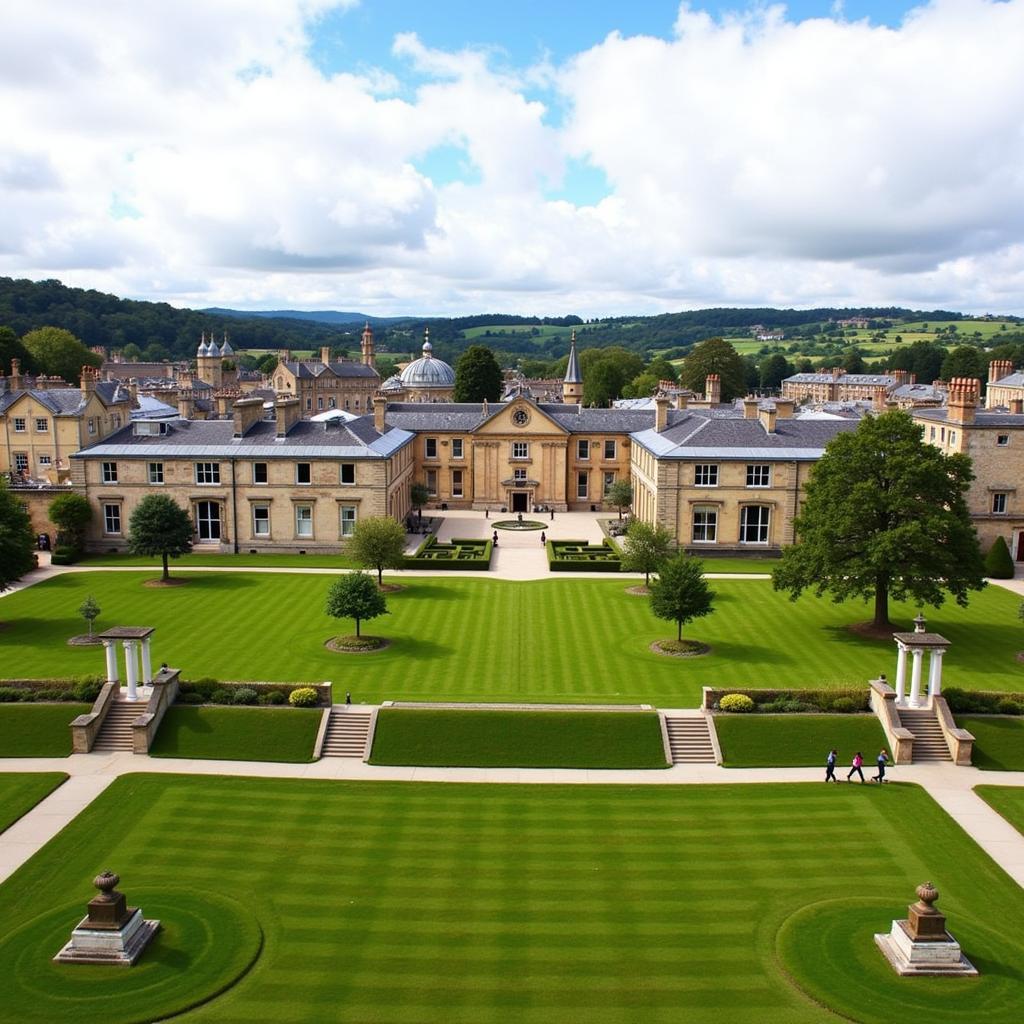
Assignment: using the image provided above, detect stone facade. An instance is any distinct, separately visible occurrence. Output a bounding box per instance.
[274,332,380,418]
[782,368,913,404]
[985,359,1024,411]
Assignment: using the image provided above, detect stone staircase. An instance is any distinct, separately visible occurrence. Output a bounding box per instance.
[897,707,952,762]
[321,707,373,758]
[91,699,140,752]
[664,714,717,764]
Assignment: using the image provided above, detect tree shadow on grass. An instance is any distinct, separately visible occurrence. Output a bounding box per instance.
[681,640,790,665]
[382,637,453,661]
[154,574,259,590]
[391,584,468,601]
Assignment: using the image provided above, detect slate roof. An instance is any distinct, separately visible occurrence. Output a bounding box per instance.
[784,372,896,386]
[992,371,1024,388]
[632,413,858,459]
[913,409,1024,428]
[0,381,129,416]
[71,416,414,460]
[283,360,379,380]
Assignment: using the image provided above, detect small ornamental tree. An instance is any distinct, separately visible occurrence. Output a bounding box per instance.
[127,494,194,582]
[349,516,407,586]
[649,554,715,642]
[48,492,92,551]
[984,536,1015,580]
[79,595,101,636]
[326,572,387,638]
[606,479,633,520]
[0,478,35,591]
[620,520,675,586]
[410,482,430,515]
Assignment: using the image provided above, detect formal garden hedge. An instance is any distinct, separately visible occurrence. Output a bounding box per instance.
[943,687,1024,715]
[176,678,331,707]
[706,687,871,714]
[404,535,492,570]
[0,677,104,703]
[547,539,621,572]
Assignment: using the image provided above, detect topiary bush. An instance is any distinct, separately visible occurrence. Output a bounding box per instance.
[984,536,1015,579]
[211,688,235,704]
[288,687,319,708]
[49,546,79,566]
[258,691,286,706]
[231,687,259,705]
[997,698,1023,716]
[719,693,756,713]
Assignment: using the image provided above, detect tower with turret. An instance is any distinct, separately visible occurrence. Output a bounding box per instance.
[562,329,583,403]
[361,322,376,368]
[196,331,226,388]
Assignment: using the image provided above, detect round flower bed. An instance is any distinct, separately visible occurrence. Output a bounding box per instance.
[324,635,390,654]
[492,519,546,530]
[650,640,711,658]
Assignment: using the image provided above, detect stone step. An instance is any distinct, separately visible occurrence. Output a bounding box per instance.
[321,709,372,758]
[897,709,952,762]
[92,701,143,752]
[664,716,717,764]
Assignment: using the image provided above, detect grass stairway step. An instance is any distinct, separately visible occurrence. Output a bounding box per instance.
[664,715,716,764]
[91,700,142,752]
[322,708,373,757]
[897,707,953,762]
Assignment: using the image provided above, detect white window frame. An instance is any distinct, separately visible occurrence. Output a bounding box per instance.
[252,504,271,537]
[425,437,438,459]
[992,493,1008,514]
[451,438,464,460]
[577,439,589,461]
[340,505,357,538]
[34,418,48,433]
[425,469,438,496]
[740,505,770,544]
[294,504,313,538]
[195,462,220,485]
[511,441,529,460]
[694,464,719,487]
[148,462,164,485]
[452,469,463,498]
[340,463,355,485]
[692,506,718,543]
[103,503,122,535]
[576,472,588,499]
[513,468,527,482]
[102,461,118,483]
[14,452,28,473]
[296,462,311,485]
[13,417,25,433]
[38,453,52,467]
[253,462,268,485]
[603,471,616,496]
[996,434,1010,447]
[746,464,771,488]
[603,439,616,460]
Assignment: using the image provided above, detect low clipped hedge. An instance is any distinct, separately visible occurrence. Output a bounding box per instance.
[943,687,1024,716]
[547,539,621,572]
[177,678,318,707]
[708,687,870,714]
[0,677,104,703]
[404,536,492,570]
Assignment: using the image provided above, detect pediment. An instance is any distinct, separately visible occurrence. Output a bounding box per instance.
[474,397,568,436]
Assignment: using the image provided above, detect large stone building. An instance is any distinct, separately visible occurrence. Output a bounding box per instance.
[782,368,915,404]
[71,396,415,553]
[913,377,1024,561]
[380,331,457,403]
[273,325,380,416]
[985,359,1024,410]
[1,362,132,483]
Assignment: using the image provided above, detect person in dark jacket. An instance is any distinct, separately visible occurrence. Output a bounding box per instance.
[825,749,838,783]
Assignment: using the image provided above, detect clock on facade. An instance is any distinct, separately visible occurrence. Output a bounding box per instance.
[512,408,530,426]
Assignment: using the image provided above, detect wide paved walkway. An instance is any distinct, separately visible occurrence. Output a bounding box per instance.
[2,751,1023,888]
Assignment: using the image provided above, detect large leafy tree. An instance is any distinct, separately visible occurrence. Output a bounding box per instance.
[758,353,793,390]
[620,520,675,586]
[127,494,194,582]
[21,326,101,383]
[48,492,92,551]
[453,345,502,402]
[772,410,986,629]
[325,572,387,637]
[348,516,407,586]
[649,554,715,642]
[0,478,35,591]
[582,360,624,407]
[940,346,985,384]
[679,337,747,401]
[0,326,36,375]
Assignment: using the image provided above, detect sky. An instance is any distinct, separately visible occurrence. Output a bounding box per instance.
[2,0,1024,318]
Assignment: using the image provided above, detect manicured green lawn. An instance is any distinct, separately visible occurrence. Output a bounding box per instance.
[0,773,68,834]
[79,551,358,569]
[957,716,1024,771]
[2,775,1023,1023]
[714,714,888,769]
[3,573,1021,705]
[0,705,89,757]
[148,706,320,763]
[694,557,778,574]
[975,786,1024,837]
[369,710,667,768]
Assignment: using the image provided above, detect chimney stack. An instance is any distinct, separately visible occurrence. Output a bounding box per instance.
[10,358,22,391]
[654,393,670,432]
[705,374,721,405]
[80,365,97,396]
[946,377,979,426]
[320,346,331,366]
[373,394,387,433]
[1009,398,1023,415]
[988,359,1013,383]
[742,396,759,420]
[673,391,688,411]
[232,396,265,437]
[275,396,301,437]
[758,405,778,433]
[177,390,195,420]
[775,398,795,419]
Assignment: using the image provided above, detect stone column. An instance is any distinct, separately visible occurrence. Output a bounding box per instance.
[908,648,924,707]
[140,637,153,685]
[928,649,945,700]
[894,644,907,704]
[102,640,119,684]
[123,641,138,701]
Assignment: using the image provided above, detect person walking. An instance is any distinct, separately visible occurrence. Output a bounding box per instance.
[492,531,498,546]
[825,749,838,783]
[540,531,546,545]
[847,751,865,783]
[872,749,889,783]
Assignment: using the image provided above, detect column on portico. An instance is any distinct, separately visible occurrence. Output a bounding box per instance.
[908,648,924,707]
[102,640,119,684]
[894,643,907,704]
[928,649,945,699]
[140,637,153,684]
[123,640,138,701]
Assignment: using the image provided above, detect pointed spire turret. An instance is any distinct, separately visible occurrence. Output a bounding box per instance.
[562,328,583,403]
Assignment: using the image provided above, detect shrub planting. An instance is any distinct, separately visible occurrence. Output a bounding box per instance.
[547,539,621,572]
[720,693,755,713]
[288,687,319,708]
[0,677,103,703]
[404,536,492,570]
[943,687,1024,715]
[984,536,1015,579]
[708,687,870,714]
[231,687,259,705]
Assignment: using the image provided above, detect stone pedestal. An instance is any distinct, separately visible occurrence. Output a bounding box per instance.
[53,870,159,967]
[874,881,977,977]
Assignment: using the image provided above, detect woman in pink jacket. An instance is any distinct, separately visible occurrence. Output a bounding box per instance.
[847,751,865,783]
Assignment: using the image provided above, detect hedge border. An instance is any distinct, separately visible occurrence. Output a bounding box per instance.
[703,686,871,714]
[404,536,492,571]
[547,538,621,573]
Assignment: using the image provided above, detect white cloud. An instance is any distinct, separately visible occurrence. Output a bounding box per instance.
[1,0,1024,316]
